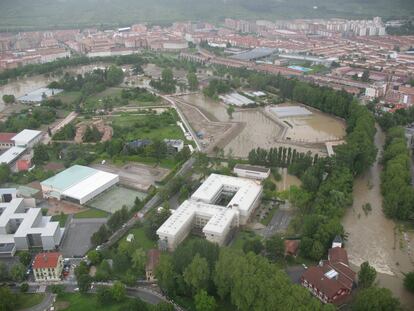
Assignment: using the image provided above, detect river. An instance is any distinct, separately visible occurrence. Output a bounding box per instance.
[342,125,414,309]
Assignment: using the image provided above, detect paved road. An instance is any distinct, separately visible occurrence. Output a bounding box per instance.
[42,111,78,144]
[21,292,55,311]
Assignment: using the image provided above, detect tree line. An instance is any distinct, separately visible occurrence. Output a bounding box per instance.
[155,239,335,311]
[381,127,414,220]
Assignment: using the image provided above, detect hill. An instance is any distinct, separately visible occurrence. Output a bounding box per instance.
[0,0,413,31]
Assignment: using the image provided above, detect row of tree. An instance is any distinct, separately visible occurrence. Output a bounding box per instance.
[248,147,317,176]
[381,127,414,220]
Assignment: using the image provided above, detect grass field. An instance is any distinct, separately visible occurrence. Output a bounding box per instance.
[120,226,157,251]
[55,293,142,311]
[17,293,45,310]
[55,91,82,105]
[73,209,109,219]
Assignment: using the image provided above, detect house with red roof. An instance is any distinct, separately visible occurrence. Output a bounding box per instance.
[300,236,356,305]
[33,252,63,282]
[0,133,16,149]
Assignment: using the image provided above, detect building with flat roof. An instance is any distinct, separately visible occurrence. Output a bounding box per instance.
[17,88,63,103]
[41,165,119,205]
[0,194,63,256]
[11,129,43,148]
[233,164,270,180]
[157,174,262,250]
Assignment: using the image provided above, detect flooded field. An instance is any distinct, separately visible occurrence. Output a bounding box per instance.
[179,94,342,158]
[342,125,414,309]
[267,104,346,143]
[275,168,302,191]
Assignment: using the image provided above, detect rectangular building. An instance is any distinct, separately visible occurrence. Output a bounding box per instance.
[33,252,63,282]
[41,165,119,205]
[233,164,271,180]
[11,129,43,148]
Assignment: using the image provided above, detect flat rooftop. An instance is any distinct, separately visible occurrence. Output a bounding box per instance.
[18,88,63,103]
[41,165,97,192]
[12,129,42,144]
[234,164,270,173]
[270,106,313,118]
[0,146,26,165]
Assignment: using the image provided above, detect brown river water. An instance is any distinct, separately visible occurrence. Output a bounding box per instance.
[342,125,414,309]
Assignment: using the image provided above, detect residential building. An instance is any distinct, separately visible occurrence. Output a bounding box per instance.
[157,174,262,250]
[0,133,16,149]
[164,139,184,153]
[301,237,356,305]
[33,252,63,282]
[146,249,161,282]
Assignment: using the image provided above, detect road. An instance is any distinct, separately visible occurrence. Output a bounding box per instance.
[42,111,78,144]
[21,292,55,311]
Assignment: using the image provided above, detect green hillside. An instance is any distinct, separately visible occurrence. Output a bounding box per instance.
[0,0,413,31]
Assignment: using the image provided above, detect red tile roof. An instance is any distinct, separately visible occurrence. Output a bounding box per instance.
[17,159,31,172]
[302,266,343,298]
[33,252,62,269]
[328,247,349,265]
[0,132,16,143]
[284,240,300,256]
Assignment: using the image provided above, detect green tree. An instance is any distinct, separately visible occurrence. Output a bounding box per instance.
[2,95,15,104]
[131,248,146,274]
[153,302,174,311]
[155,254,176,295]
[97,286,113,305]
[77,274,92,293]
[227,105,235,119]
[0,286,16,311]
[403,271,414,293]
[0,262,9,281]
[32,144,50,165]
[264,234,285,261]
[20,282,29,293]
[183,254,210,293]
[194,290,217,311]
[18,251,32,266]
[122,298,148,311]
[87,250,102,265]
[353,287,401,311]
[243,237,264,255]
[358,261,377,288]
[187,72,199,91]
[10,263,25,282]
[111,281,126,302]
[106,65,124,86]
[361,70,370,82]
[0,164,10,184]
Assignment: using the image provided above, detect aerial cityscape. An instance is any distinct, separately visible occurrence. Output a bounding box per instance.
[0,0,414,310]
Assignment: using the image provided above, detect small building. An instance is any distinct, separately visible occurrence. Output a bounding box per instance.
[33,252,63,282]
[11,129,43,148]
[146,249,161,282]
[0,146,27,172]
[124,139,152,152]
[41,165,119,205]
[233,164,270,180]
[0,133,16,149]
[164,139,184,153]
[284,239,300,257]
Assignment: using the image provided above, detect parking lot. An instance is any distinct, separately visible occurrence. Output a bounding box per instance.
[60,218,107,257]
[90,163,170,191]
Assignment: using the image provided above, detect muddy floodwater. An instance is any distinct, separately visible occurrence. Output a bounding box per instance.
[342,125,414,309]
[0,64,108,108]
[180,94,346,158]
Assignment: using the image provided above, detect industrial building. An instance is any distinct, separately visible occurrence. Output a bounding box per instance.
[41,165,119,205]
[11,129,43,148]
[157,174,262,250]
[17,88,63,103]
[0,189,63,256]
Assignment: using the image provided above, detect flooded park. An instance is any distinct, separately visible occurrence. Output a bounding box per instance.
[178,93,346,158]
[342,125,414,309]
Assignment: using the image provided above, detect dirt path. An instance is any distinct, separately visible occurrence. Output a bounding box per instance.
[342,124,414,308]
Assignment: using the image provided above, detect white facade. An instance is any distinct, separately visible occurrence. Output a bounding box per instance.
[11,129,43,148]
[233,164,271,180]
[0,196,62,254]
[157,174,262,250]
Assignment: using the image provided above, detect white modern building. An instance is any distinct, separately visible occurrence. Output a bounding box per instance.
[41,165,119,205]
[0,191,63,256]
[233,164,271,180]
[157,174,262,250]
[11,129,43,148]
